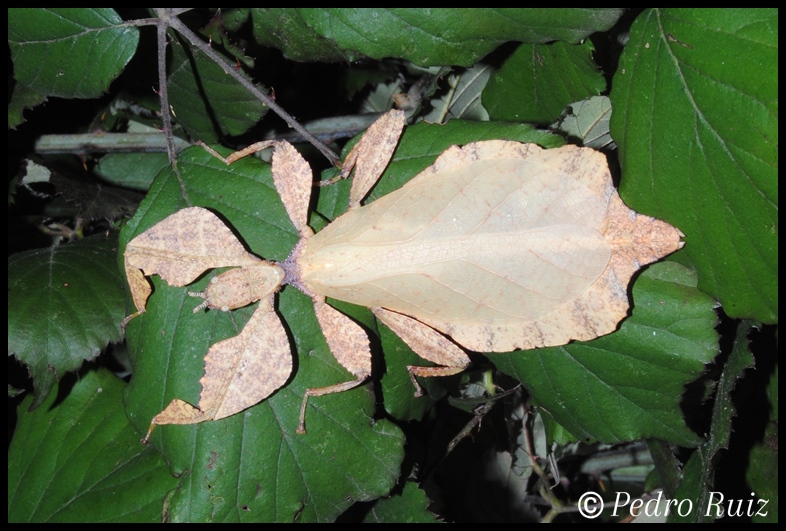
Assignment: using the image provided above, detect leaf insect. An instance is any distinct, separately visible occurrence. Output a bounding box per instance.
[124,110,683,440]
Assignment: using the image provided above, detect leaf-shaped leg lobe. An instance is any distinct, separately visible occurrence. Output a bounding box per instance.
[270,141,314,237]
[124,207,261,319]
[373,308,470,396]
[199,139,315,238]
[122,263,152,330]
[345,110,406,208]
[298,299,372,434]
[142,296,291,443]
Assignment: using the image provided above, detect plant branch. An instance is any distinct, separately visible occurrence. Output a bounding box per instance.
[156,9,339,165]
[156,17,189,205]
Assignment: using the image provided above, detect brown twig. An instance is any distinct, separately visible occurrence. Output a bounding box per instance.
[155,9,339,165]
[155,16,189,204]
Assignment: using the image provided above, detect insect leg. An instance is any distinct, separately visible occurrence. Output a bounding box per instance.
[373,308,470,397]
[298,299,372,433]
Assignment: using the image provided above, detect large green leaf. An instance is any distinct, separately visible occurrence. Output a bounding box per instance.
[610,8,778,323]
[8,369,178,522]
[8,235,126,409]
[8,8,139,99]
[243,8,624,66]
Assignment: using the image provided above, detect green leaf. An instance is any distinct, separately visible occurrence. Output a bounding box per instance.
[8,235,126,408]
[121,148,405,522]
[553,95,614,149]
[8,8,139,99]
[492,262,719,446]
[363,482,439,523]
[610,8,778,323]
[167,31,269,142]
[422,63,492,123]
[8,369,178,522]
[484,40,607,124]
[247,8,624,66]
